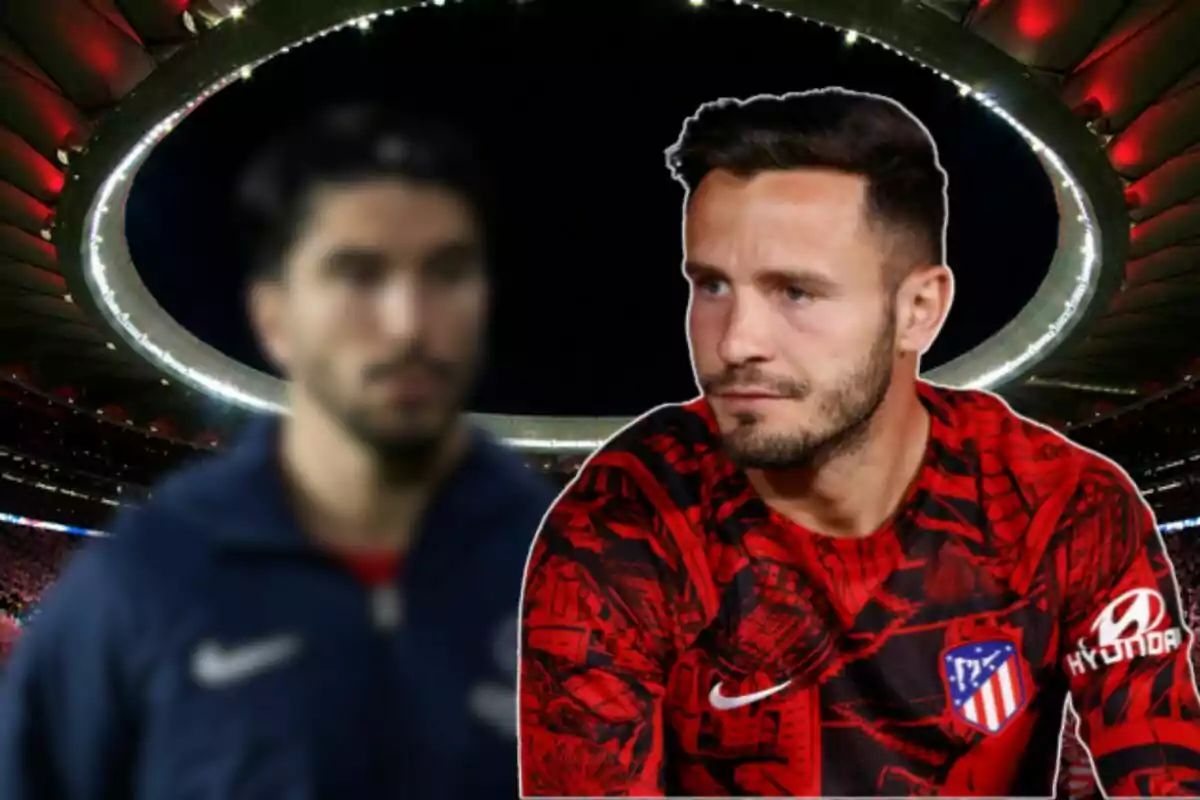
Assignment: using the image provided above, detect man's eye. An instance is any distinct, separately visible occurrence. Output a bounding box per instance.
[325,252,386,287]
[427,260,478,284]
[343,265,381,285]
[783,285,811,303]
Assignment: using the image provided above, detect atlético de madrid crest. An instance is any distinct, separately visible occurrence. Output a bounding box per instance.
[941,639,1028,735]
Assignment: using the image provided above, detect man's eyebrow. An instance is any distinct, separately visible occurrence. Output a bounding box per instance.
[684,260,839,292]
[760,267,840,293]
[683,260,720,278]
[323,247,388,269]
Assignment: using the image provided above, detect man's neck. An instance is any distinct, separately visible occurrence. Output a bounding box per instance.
[748,383,930,539]
[279,400,466,554]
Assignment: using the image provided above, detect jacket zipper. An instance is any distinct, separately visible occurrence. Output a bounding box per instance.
[370,583,403,631]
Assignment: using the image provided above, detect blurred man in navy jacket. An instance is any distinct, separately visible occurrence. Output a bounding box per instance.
[0,105,554,799]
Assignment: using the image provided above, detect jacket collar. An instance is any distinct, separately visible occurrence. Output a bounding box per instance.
[206,415,518,554]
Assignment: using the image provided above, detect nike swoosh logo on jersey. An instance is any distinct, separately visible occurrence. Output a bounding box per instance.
[709,679,793,711]
[192,634,302,688]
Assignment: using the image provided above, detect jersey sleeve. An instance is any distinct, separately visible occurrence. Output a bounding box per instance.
[0,541,142,800]
[1059,461,1200,797]
[519,459,707,797]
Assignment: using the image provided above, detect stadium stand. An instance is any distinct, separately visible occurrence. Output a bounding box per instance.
[1070,384,1200,526]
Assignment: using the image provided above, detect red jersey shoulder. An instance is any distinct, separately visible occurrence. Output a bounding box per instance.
[540,401,725,643]
[549,399,721,547]
[576,399,729,506]
[947,384,1141,502]
[919,383,1108,580]
[598,399,718,462]
[925,381,1093,495]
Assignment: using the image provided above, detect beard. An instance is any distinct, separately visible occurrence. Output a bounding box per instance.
[702,304,897,472]
[298,343,472,475]
[335,400,452,468]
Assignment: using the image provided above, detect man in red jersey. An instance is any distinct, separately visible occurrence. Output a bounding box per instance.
[518,89,1200,797]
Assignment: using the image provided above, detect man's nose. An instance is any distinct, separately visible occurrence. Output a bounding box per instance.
[375,277,421,343]
[716,292,772,365]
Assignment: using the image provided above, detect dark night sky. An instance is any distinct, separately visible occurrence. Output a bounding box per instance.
[125,0,1059,417]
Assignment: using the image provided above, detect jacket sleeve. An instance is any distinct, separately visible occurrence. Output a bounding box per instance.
[0,540,142,800]
[518,459,708,797]
[1060,461,1200,797]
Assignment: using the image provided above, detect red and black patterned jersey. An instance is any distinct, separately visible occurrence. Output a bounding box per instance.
[519,382,1200,797]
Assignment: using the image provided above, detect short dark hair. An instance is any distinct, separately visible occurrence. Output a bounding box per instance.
[665,88,947,283]
[237,104,492,280]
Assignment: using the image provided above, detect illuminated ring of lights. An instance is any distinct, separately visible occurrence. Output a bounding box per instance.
[56,0,1128,452]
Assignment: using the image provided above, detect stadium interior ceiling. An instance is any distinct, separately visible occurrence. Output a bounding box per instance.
[0,0,1198,455]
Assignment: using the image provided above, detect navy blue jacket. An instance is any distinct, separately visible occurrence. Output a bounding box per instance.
[0,419,556,799]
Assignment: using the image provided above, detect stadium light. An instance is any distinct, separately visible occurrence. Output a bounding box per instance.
[79,0,1104,451]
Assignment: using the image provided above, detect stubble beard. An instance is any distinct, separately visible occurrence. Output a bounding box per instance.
[716,310,897,472]
[301,352,469,481]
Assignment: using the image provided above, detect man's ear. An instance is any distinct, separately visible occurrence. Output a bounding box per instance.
[895,264,954,357]
[247,279,291,372]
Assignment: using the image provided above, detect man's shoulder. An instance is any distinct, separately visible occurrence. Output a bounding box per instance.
[927,382,1097,480]
[545,399,718,555]
[111,446,254,557]
[530,401,722,628]
[471,430,557,514]
[461,431,558,580]
[31,453,243,639]
[927,383,1148,546]
[583,398,718,479]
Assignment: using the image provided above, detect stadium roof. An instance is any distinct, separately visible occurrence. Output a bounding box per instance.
[0,0,1196,451]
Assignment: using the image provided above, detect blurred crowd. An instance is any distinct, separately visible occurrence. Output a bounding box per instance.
[0,523,80,621]
[1168,534,1200,629]
[0,614,18,665]
[0,521,82,661]
[1071,384,1200,525]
